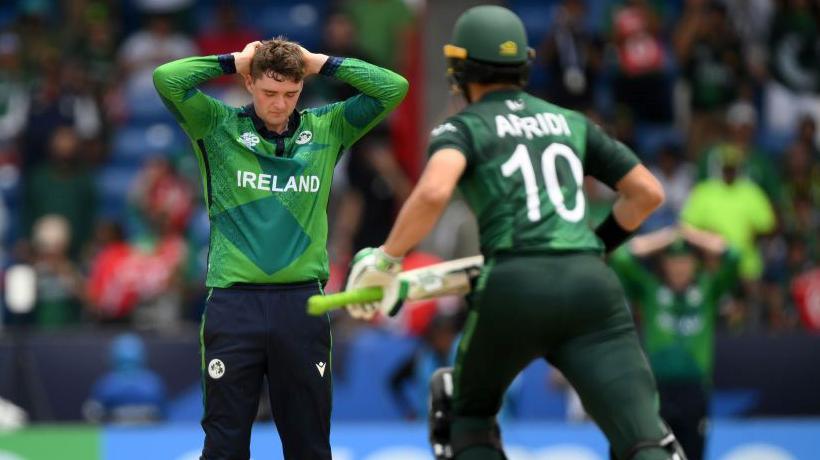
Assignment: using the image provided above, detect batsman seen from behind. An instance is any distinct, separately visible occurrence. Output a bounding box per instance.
[345,6,687,460]
[153,37,407,459]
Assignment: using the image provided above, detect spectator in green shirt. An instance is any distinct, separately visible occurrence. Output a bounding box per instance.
[682,144,775,330]
[682,144,775,281]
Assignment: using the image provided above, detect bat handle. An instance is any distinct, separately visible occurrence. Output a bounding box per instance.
[307,286,384,315]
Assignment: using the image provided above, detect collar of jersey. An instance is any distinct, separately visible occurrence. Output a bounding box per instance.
[478,88,524,102]
[240,104,301,140]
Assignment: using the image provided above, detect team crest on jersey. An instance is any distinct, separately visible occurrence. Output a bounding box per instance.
[505,99,525,111]
[238,132,260,149]
[295,130,313,145]
[208,359,226,379]
[431,122,457,137]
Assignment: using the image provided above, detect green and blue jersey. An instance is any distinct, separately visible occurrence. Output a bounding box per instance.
[154,54,407,287]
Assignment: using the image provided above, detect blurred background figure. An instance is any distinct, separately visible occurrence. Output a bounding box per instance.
[612,226,739,460]
[27,214,85,329]
[83,332,167,424]
[539,0,602,112]
[675,0,746,158]
[681,144,775,329]
[21,126,96,261]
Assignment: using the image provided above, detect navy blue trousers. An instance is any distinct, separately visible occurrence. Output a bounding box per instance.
[200,282,332,460]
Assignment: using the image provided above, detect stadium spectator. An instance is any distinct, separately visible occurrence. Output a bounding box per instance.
[85,222,139,323]
[644,141,694,231]
[118,12,197,96]
[20,55,102,171]
[539,0,603,111]
[128,157,194,238]
[69,4,120,101]
[696,101,781,203]
[303,11,370,107]
[22,126,97,261]
[610,0,675,124]
[612,226,739,460]
[29,214,85,328]
[331,126,411,262]
[764,0,820,144]
[342,0,414,70]
[83,333,168,424]
[675,0,746,157]
[389,313,459,420]
[195,1,261,88]
[682,145,776,328]
[0,32,29,157]
[126,158,191,330]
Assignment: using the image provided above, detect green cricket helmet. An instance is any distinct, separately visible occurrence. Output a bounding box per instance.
[444,5,535,93]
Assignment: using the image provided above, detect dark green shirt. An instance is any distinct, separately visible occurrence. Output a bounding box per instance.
[428,89,639,255]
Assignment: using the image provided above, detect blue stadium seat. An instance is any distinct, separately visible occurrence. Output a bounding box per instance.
[331,329,418,420]
[96,165,140,219]
[250,2,325,50]
[110,123,188,167]
[126,84,175,125]
[514,360,568,420]
[509,0,559,47]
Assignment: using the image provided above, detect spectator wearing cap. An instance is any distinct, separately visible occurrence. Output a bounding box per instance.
[697,101,781,203]
[83,333,168,424]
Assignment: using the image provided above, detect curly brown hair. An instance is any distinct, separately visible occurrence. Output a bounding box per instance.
[250,36,306,82]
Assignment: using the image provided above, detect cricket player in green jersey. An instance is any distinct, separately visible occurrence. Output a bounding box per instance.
[153,37,407,459]
[612,226,740,460]
[341,6,686,460]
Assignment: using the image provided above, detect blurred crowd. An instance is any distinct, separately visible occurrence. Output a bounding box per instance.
[0,0,816,342]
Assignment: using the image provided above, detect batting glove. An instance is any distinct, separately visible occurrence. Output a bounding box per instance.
[345,247,404,320]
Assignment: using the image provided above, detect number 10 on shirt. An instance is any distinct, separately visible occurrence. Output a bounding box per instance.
[501,143,586,223]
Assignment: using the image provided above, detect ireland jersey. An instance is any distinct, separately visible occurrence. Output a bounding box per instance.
[611,249,740,383]
[154,55,407,287]
[428,89,639,255]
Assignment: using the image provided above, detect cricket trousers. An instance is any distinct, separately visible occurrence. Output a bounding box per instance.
[452,252,672,460]
[658,381,708,460]
[200,282,332,460]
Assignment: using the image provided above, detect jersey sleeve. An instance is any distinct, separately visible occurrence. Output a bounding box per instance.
[153,55,233,139]
[426,115,475,162]
[319,57,408,148]
[584,119,641,188]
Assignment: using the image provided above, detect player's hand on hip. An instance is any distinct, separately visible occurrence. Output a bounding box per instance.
[233,41,262,76]
[345,247,404,320]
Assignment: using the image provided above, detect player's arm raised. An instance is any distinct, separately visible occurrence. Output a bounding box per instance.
[153,42,259,138]
[321,55,409,147]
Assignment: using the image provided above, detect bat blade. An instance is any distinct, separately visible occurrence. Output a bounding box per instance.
[306,255,484,316]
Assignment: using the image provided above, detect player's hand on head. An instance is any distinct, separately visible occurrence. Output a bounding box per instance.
[298,45,328,76]
[345,247,404,320]
[233,41,262,76]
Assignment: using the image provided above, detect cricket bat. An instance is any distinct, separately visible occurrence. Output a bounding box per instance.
[307,255,484,316]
